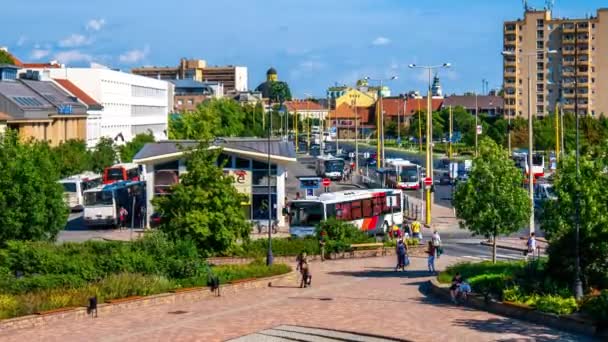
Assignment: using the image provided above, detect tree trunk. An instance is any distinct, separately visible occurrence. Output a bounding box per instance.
[492,232,497,264]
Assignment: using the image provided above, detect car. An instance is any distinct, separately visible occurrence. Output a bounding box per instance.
[439,172,452,185]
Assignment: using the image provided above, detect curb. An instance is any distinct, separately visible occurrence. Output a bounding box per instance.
[0,270,296,332]
[427,278,597,337]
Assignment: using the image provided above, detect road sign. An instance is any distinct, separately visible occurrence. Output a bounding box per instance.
[476,125,483,135]
[299,177,321,190]
[424,177,433,186]
[322,178,331,187]
[306,188,314,198]
[363,152,370,159]
[349,152,355,158]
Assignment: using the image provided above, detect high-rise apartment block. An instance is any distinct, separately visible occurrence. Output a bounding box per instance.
[503,8,608,117]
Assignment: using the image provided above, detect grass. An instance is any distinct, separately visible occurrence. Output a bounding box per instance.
[437,260,528,284]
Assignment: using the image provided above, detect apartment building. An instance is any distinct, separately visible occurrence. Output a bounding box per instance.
[132,58,248,93]
[503,8,608,117]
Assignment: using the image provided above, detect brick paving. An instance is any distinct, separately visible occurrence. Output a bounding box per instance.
[1,256,590,342]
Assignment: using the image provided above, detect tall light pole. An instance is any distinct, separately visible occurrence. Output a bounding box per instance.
[350,93,360,171]
[502,49,556,235]
[364,75,397,168]
[475,91,479,157]
[409,63,450,226]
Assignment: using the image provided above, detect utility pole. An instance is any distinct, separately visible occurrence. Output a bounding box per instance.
[294,108,298,153]
[475,92,479,157]
[306,99,311,153]
[555,102,560,164]
[527,55,534,234]
[573,24,583,300]
[418,100,422,154]
[448,106,453,159]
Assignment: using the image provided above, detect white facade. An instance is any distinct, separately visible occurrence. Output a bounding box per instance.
[43,67,170,143]
[85,110,102,148]
[234,66,248,92]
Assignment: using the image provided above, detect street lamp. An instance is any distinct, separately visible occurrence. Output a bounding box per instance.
[349,93,361,172]
[502,50,557,235]
[408,63,450,226]
[364,75,398,168]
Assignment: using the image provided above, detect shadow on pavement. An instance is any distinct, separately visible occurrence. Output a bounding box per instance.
[452,318,585,342]
[328,269,434,279]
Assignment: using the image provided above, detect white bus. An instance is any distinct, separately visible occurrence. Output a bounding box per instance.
[288,189,404,237]
[58,172,103,211]
[513,152,545,178]
[315,155,345,180]
[386,159,422,190]
[83,180,146,228]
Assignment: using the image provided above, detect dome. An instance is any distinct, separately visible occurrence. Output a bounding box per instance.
[266,67,277,75]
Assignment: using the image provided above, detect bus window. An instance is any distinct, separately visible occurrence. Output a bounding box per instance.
[106,168,124,182]
[62,182,77,193]
[351,200,362,220]
[362,199,372,217]
[290,202,324,227]
[336,202,352,221]
[84,190,113,206]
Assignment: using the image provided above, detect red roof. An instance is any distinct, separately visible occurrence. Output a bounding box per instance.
[21,63,62,68]
[53,79,101,108]
[327,103,373,124]
[381,98,407,117]
[404,98,443,114]
[284,100,325,112]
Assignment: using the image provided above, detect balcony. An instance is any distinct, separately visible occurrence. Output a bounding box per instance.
[562,49,575,55]
[505,24,516,32]
[563,24,575,33]
[504,60,516,67]
[563,92,575,98]
[562,59,575,66]
[504,70,516,77]
[577,58,589,66]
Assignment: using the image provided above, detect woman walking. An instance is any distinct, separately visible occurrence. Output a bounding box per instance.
[426,241,436,274]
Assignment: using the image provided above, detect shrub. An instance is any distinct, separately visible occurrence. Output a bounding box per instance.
[535,295,578,315]
[0,274,86,294]
[315,218,370,243]
[582,290,608,324]
[235,238,320,258]
[0,294,20,319]
[468,273,513,301]
[441,261,525,283]
[502,286,523,302]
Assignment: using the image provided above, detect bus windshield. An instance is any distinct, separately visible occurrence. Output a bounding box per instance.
[84,191,113,206]
[107,168,124,181]
[62,182,77,193]
[533,155,543,166]
[400,167,419,182]
[325,160,344,172]
[290,202,324,227]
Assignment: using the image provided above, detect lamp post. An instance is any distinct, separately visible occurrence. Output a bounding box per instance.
[409,63,450,226]
[364,76,398,168]
[266,98,279,266]
[349,93,360,171]
[502,49,557,235]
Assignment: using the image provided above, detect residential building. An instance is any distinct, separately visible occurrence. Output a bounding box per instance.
[326,103,375,139]
[404,97,444,115]
[503,7,608,117]
[0,111,10,133]
[170,79,223,112]
[133,138,296,228]
[132,58,248,93]
[0,66,87,145]
[38,66,170,143]
[330,88,377,109]
[382,97,413,125]
[284,100,328,120]
[442,95,504,116]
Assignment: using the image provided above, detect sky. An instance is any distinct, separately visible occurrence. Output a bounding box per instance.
[3,0,606,98]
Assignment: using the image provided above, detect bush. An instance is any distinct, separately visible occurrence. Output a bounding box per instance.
[0,274,86,294]
[234,238,320,258]
[468,273,513,300]
[582,290,608,324]
[315,218,370,243]
[176,262,291,288]
[535,295,578,315]
[438,261,525,284]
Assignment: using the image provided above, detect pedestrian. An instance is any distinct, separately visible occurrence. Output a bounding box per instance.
[526,232,537,260]
[432,230,442,259]
[449,272,463,304]
[426,241,436,274]
[295,192,301,200]
[391,224,401,239]
[395,239,407,271]
[412,220,422,240]
[319,231,327,262]
[296,252,311,288]
[119,206,128,230]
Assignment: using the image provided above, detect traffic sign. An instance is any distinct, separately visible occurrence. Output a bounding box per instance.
[322,178,331,187]
[424,177,433,186]
[476,125,483,135]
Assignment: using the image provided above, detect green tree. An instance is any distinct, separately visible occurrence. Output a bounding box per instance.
[169,99,250,140]
[0,50,15,65]
[542,152,608,289]
[0,131,68,243]
[152,143,250,255]
[51,139,92,177]
[119,133,155,163]
[454,137,530,263]
[269,81,292,102]
[91,137,117,173]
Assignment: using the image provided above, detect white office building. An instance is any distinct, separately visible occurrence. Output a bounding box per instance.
[38,65,170,144]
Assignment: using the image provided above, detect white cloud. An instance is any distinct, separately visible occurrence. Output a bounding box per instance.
[30,49,50,60]
[17,36,27,46]
[86,18,106,31]
[119,46,150,64]
[372,36,391,46]
[54,50,93,64]
[59,34,90,48]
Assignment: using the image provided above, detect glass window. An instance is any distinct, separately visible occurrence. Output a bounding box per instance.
[252,194,277,220]
[107,168,124,181]
[235,157,251,169]
[289,201,323,226]
[84,190,113,206]
[62,182,77,193]
[336,202,352,221]
[362,199,372,218]
[351,200,362,220]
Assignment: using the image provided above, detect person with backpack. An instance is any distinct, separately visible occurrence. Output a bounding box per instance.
[432,230,442,259]
[426,241,437,274]
[395,239,408,271]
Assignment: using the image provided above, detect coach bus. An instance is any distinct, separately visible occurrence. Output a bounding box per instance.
[288,189,404,237]
[315,155,345,180]
[58,172,103,211]
[83,180,146,228]
[103,163,142,184]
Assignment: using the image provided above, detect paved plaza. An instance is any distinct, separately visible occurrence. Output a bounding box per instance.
[1,255,590,342]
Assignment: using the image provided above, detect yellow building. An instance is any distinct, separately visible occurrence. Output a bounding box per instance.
[334,88,376,108]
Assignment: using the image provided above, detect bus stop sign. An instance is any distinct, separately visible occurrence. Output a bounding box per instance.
[322,178,331,187]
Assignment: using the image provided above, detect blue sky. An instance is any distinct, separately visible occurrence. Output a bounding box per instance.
[4,0,606,98]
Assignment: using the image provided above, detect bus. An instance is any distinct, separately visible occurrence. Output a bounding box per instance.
[512,152,545,178]
[58,172,103,211]
[386,159,422,190]
[103,163,142,184]
[83,180,146,228]
[288,189,404,237]
[315,155,345,180]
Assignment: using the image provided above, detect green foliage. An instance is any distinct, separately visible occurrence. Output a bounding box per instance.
[0,131,68,243]
[50,139,92,178]
[269,81,292,102]
[535,295,578,315]
[454,138,529,263]
[438,260,527,284]
[90,137,117,173]
[315,218,370,243]
[153,144,250,256]
[119,133,155,163]
[582,290,608,323]
[468,273,513,300]
[542,153,608,290]
[232,237,320,258]
[0,50,15,65]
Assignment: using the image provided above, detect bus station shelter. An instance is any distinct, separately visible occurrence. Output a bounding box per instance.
[133,138,296,228]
